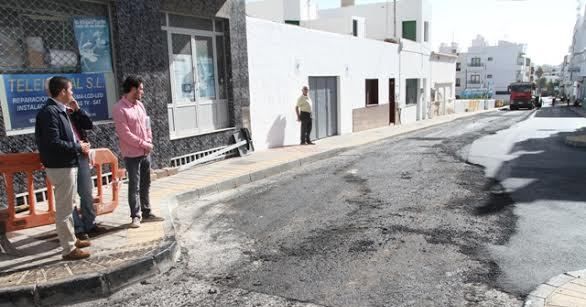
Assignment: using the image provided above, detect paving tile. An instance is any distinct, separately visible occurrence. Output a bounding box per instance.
[547,291,586,306]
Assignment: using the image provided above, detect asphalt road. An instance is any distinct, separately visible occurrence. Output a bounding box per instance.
[469,101,586,295]
[73,106,586,307]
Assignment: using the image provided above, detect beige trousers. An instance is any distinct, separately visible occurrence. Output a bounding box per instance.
[45,167,77,255]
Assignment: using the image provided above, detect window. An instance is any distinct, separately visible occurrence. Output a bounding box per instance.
[456,78,461,87]
[164,14,230,138]
[469,75,481,84]
[424,22,429,42]
[352,19,358,37]
[488,57,493,61]
[456,63,461,71]
[402,21,416,41]
[285,20,300,26]
[405,79,418,105]
[0,0,116,134]
[487,74,493,79]
[365,79,379,105]
[470,57,482,67]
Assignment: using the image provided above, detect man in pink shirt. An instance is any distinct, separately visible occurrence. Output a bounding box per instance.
[113,76,164,228]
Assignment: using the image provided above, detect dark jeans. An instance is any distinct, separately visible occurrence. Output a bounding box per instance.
[124,155,151,219]
[300,111,312,144]
[73,154,96,233]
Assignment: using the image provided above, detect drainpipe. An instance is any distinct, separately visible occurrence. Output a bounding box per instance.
[394,0,397,38]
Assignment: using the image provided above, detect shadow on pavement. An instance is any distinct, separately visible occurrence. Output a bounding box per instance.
[488,127,586,207]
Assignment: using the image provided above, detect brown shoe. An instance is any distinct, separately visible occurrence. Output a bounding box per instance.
[75,239,91,249]
[62,248,90,261]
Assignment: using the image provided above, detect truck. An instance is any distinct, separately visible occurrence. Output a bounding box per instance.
[508,82,536,110]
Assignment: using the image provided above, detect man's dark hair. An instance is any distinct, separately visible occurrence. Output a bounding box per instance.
[122,75,143,94]
[48,76,71,98]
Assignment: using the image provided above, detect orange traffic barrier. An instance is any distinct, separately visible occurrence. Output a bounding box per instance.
[0,148,125,233]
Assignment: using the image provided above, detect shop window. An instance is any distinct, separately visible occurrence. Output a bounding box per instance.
[163,14,230,139]
[0,0,116,134]
[365,79,379,105]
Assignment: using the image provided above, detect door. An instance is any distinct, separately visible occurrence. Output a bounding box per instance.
[389,78,396,124]
[309,77,338,140]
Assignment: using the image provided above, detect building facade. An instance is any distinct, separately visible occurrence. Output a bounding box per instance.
[0,0,250,170]
[246,0,443,146]
[454,36,532,100]
[560,5,586,102]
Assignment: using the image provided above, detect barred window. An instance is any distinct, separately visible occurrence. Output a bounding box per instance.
[0,0,116,134]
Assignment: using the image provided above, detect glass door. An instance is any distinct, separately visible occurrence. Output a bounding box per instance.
[194,35,216,100]
[170,33,196,104]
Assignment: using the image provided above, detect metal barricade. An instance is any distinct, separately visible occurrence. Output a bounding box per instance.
[0,148,125,234]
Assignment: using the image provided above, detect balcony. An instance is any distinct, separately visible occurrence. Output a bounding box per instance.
[468,62,484,68]
[467,80,481,84]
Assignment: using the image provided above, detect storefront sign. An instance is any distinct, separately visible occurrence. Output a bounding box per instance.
[73,17,113,73]
[0,73,110,130]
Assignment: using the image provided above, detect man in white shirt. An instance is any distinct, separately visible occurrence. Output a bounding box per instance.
[295,86,315,145]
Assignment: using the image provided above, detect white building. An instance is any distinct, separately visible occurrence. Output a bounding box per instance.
[246,0,455,150]
[560,5,586,102]
[454,35,532,100]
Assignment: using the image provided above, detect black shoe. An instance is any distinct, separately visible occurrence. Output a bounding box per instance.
[75,232,89,240]
[300,142,307,145]
[88,225,109,238]
[142,214,165,222]
[306,141,315,145]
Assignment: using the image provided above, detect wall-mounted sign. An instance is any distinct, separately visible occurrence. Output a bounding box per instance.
[0,73,111,131]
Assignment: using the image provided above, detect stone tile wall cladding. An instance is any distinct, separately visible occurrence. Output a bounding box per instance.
[0,0,249,202]
[352,104,391,132]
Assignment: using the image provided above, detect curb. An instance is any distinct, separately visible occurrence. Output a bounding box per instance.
[565,135,586,148]
[175,148,347,204]
[564,107,586,148]
[524,270,586,307]
[0,201,180,307]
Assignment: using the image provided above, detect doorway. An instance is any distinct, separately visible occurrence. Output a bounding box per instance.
[309,77,338,140]
[389,78,396,124]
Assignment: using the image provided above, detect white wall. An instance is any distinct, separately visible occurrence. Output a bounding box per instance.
[284,0,318,21]
[316,0,431,47]
[400,39,431,122]
[430,53,457,114]
[246,0,284,23]
[247,17,400,150]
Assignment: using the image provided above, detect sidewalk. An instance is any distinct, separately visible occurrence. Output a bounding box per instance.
[525,270,586,307]
[565,106,586,148]
[0,109,499,306]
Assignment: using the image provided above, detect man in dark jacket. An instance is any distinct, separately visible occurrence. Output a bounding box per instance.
[35,76,92,261]
[67,102,107,240]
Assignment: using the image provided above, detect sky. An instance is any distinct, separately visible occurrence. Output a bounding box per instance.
[247,0,582,66]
